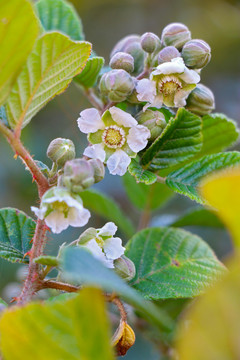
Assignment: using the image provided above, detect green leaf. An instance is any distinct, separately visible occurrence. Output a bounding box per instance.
[126,227,224,300]
[74,56,104,88]
[123,172,173,211]
[62,247,174,333]
[0,0,39,106]
[36,0,84,40]
[128,158,157,185]
[26,160,50,176]
[0,208,35,263]
[141,108,202,171]
[6,33,91,130]
[170,207,224,228]
[80,189,135,238]
[34,255,59,266]
[166,152,240,204]
[193,113,239,158]
[0,288,114,360]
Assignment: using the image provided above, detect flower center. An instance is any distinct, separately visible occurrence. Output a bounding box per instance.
[158,75,182,95]
[51,201,69,217]
[95,236,104,248]
[102,125,126,149]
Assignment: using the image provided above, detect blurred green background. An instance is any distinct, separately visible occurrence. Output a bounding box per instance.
[0,0,240,356]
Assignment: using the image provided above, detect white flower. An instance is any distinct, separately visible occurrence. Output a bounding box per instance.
[31,187,90,234]
[77,106,150,176]
[77,222,125,268]
[136,57,200,110]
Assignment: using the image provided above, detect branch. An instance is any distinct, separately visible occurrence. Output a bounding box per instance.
[0,121,49,197]
[39,280,80,293]
[84,88,104,111]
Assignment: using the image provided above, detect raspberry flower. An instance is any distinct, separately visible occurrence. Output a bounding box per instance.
[77,106,150,176]
[77,222,125,268]
[136,57,200,109]
[31,187,90,234]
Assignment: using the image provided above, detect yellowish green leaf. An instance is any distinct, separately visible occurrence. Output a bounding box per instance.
[6,33,91,130]
[0,288,114,360]
[200,167,240,246]
[0,0,39,106]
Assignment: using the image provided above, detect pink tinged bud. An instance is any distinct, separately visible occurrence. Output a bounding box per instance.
[47,138,75,168]
[99,69,134,102]
[140,32,161,53]
[182,39,211,69]
[109,52,134,73]
[161,22,191,49]
[158,46,181,64]
[61,158,95,193]
[186,84,215,116]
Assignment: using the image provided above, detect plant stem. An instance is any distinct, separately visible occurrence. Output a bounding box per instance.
[84,88,104,111]
[39,280,80,293]
[0,121,49,197]
[17,219,48,305]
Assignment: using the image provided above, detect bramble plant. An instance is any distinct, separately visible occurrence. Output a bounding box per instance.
[0,0,240,359]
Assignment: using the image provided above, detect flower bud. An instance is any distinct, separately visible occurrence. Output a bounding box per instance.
[137,109,167,141]
[114,255,136,281]
[88,159,105,183]
[110,35,145,75]
[47,138,75,167]
[99,69,134,102]
[60,158,95,193]
[140,32,161,53]
[186,84,215,116]
[158,46,180,64]
[161,22,191,49]
[182,39,211,69]
[112,320,136,356]
[109,52,134,73]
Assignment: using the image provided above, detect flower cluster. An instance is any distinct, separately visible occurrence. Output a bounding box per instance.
[77,22,214,177]
[31,22,215,270]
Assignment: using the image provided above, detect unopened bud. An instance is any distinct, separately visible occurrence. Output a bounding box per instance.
[110,35,145,75]
[110,52,134,73]
[182,39,211,69]
[60,158,95,193]
[161,22,191,49]
[99,69,134,102]
[140,32,161,53]
[137,109,167,141]
[158,46,180,64]
[47,138,75,168]
[88,159,105,183]
[114,255,136,281]
[186,84,215,116]
[112,320,136,356]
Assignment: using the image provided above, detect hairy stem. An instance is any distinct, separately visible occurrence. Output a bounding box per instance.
[0,121,49,197]
[17,219,48,305]
[39,280,80,293]
[84,88,104,111]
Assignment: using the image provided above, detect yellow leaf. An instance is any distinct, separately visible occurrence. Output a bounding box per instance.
[200,167,240,246]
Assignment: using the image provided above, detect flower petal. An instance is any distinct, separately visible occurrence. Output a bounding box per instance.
[103,237,125,260]
[107,150,131,176]
[136,79,156,103]
[151,57,185,76]
[127,125,150,152]
[84,143,106,162]
[180,67,200,84]
[77,108,105,134]
[81,239,114,268]
[31,206,45,220]
[174,87,194,107]
[98,222,117,237]
[45,211,69,234]
[68,207,91,227]
[109,107,137,128]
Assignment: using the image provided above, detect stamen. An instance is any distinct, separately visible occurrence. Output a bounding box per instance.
[158,75,182,95]
[102,125,126,149]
